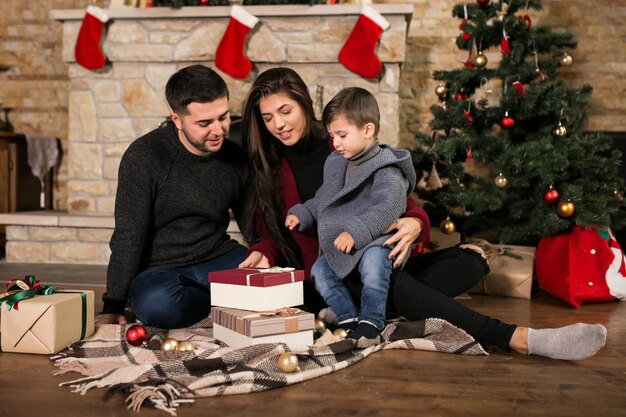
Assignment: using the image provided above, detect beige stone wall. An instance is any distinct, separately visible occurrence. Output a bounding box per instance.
[386,0,626,147]
[0,0,87,211]
[1,1,624,211]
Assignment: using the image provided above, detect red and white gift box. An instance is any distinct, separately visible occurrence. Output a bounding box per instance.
[211,306,314,348]
[208,267,304,311]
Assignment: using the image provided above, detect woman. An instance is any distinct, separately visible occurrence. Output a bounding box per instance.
[238,67,606,361]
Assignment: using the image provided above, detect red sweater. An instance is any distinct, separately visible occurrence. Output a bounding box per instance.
[246,149,431,281]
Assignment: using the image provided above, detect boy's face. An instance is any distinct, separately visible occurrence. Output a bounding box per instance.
[170,96,231,156]
[328,115,375,159]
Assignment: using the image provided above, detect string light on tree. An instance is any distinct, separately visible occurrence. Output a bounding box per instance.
[614,190,624,202]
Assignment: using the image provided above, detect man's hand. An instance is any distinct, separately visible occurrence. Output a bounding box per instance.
[383,217,423,268]
[285,214,300,230]
[334,231,355,254]
[95,313,127,327]
[239,251,270,268]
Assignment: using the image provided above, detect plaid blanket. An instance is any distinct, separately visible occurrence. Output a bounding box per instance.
[52,318,487,415]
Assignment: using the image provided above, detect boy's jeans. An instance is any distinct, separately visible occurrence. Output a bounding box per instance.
[311,246,392,330]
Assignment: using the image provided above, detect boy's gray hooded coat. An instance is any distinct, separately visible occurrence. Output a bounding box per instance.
[289,145,417,278]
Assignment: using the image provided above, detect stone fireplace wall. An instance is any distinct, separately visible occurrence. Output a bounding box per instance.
[57,5,413,216]
[1,4,413,263]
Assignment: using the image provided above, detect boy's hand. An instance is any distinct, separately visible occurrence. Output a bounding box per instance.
[285,214,300,230]
[334,231,355,253]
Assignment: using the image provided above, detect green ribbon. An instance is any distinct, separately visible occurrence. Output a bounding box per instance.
[0,275,55,311]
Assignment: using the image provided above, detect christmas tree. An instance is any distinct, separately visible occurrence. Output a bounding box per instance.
[412,0,626,245]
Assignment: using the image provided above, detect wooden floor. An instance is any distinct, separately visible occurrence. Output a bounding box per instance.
[1,260,625,417]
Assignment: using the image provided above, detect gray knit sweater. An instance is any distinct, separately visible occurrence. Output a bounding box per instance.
[288,145,416,278]
[102,123,248,314]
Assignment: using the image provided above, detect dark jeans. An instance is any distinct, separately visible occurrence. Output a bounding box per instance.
[128,245,247,329]
[345,246,517,352]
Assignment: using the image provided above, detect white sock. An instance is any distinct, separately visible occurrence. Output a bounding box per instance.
[527,323,607,361]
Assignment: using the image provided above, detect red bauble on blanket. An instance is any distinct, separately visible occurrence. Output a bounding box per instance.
[536,226,626,307]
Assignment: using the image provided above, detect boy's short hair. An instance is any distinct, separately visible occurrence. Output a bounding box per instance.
[322,87,380,137]
[165,64,229,115]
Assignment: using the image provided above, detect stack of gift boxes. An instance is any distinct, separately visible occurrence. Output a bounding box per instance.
[209,267,315,348]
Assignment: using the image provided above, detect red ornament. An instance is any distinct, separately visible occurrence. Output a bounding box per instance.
[465,150,473,162]
[544,187,559,204]
[500,112,515,128]
[454,92,466,100]
[461,32,471,41]
[518,15,532,29]
[125,324,147,347]
[477,0,490,6]
[200,0,209,4]
[464,110,474,123]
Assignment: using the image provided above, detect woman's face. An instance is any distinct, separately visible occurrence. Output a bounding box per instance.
[258,93,306,147]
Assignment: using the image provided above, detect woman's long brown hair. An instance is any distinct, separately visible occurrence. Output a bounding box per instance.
[241,67,327,267]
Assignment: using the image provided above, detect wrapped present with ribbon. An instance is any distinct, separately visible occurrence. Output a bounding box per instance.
[209,267,305,311]
[211,306,314,348]
[1,276,94,354]
[468,244,536,299]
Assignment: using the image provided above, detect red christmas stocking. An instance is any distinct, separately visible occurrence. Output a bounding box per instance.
[215,5,259,79]
[338,5,391,79]
[74,6,110,70]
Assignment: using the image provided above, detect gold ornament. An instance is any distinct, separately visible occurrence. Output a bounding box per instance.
[177,340,195,351]
[277,352,299,373]
[314,318,327,334]
[613,190,624,202]
[473,52,488,68]
[495,173,508,188]
[552,122,567,137]
[556,200,575,218]
[160,338,179,352]
[332,328,349,340]
[440,217,456,235]
[435,83,447,97]
[560,53,573,66]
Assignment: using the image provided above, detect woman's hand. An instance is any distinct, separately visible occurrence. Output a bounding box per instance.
[334,231,355,254]
[95,313,127,327]
[239,251,270,268]
[285,214,300,230]
[383,217,423,268]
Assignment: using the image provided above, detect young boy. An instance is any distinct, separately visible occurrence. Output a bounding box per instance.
[285,87,416,340]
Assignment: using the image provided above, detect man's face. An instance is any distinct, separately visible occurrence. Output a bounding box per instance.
[171,97,231,156]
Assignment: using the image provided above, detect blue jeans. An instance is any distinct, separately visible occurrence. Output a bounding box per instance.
[128,245,247,329]
[311,246,393,330]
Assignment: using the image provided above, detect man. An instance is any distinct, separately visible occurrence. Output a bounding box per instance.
[96,65,248,329]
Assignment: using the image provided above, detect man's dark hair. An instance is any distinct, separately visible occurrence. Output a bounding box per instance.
[165,65,229,115]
